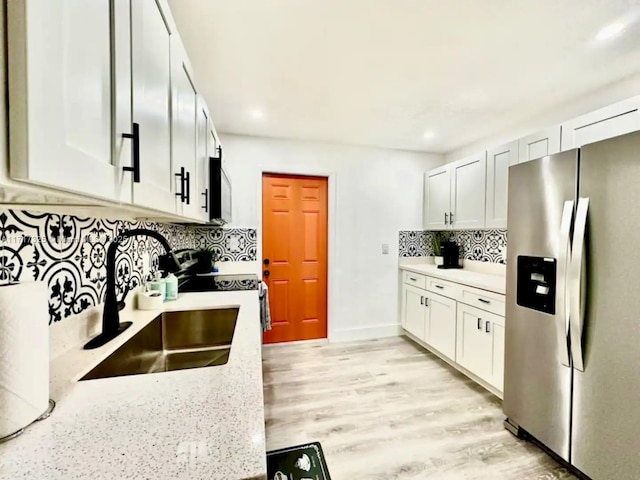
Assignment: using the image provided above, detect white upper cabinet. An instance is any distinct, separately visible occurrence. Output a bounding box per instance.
[518,126,561,163]
[449,153,487,230]
[8,0,131,203]
[171,36,200,221]
[196,98,211,221]
[560,96,640,151]
[130,0,177,214]
[485,141,518,229]
[423,166,451,230]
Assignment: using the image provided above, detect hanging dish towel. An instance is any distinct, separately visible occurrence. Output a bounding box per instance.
[259,281,272,332]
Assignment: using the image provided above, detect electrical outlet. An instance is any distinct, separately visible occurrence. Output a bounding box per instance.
[382,244,389,255]
[142,252,150,279]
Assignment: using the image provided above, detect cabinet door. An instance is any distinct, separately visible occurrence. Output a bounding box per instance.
[8,0,130,202]
[171,37,200,220]
[560,96,640,151]
[425,293,457,360]
[402,285,427,341]
[490,315,505,392]
[456,303,493,381]
[131,0,177,214]
[450,153,486,230]
[196,98,211,221]
[423,166,451,230]
[485,141,518,229]
[518,127,561,163]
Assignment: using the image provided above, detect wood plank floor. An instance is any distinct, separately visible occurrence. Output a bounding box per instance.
[263,336,576,479]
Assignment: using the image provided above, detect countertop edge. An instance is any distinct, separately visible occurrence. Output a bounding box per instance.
[399,264,506,295]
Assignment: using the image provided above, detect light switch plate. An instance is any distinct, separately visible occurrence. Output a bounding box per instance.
[382,244,389,255]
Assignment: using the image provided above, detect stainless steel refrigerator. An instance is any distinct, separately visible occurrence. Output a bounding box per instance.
[504,130,640,480]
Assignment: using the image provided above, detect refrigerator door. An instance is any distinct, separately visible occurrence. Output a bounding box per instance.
[504,150,577,461]
[571,131,640,479]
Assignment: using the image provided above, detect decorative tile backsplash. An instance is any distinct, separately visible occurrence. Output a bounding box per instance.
[398,229,507,264]
[0,209,257,324]
[194,227,257,261]
[398,231,435,257]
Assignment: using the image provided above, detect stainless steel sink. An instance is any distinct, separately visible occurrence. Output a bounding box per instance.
[80,308,238,381]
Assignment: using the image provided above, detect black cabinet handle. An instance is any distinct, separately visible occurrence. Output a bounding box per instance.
[201,188,208,211]
[478,298,491,304]
[175,167,187,203]
[477,318,482,330]
[444,212,448,225]
[263,258,270,266]
[420,296,424,305]
[185,170,191,205]
[485,321,491,333]
[450,212,454,224]
[425,298,429,307]
[122,122,140,183]
[435,284,444,289]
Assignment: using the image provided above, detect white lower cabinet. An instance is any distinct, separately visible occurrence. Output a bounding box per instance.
[425,293,457,360]
[456,303,505,392]
[401,272,505,396]
[402,285,427,340]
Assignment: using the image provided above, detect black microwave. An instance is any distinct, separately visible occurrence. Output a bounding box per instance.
[208,147,232,225]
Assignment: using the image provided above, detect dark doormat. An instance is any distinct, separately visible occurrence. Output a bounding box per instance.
[266,442,332,480]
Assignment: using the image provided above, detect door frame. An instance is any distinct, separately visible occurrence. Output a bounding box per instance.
[256,166,336,342]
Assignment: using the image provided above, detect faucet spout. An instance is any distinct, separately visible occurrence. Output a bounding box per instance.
[84,229,180,350]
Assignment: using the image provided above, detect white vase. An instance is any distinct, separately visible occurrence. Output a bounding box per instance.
[434,256,444,266]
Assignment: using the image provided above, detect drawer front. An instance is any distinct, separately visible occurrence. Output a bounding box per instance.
[460,286,505,316]
[403,271,427,289]
[426,277,461,300]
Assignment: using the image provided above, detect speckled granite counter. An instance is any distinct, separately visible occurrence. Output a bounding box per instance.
[0,290,267,480]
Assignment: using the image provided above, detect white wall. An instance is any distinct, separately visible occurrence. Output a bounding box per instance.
[220,134,443,341]
[445,71,640,162]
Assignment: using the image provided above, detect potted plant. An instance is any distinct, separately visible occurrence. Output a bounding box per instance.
[194,249,220,274]
[431,232,448,266]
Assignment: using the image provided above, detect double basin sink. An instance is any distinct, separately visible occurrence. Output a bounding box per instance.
[81,308,238,381]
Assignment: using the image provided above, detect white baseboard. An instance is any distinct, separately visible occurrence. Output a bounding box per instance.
[329,323,402,343]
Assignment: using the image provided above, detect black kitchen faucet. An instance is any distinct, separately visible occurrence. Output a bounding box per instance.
[84,229,181,350]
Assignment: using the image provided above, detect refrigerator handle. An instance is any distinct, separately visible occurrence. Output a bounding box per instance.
[570,197,589,372]
[556,200,574,367]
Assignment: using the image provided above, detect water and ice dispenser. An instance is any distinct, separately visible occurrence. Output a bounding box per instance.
[516,256,557,315]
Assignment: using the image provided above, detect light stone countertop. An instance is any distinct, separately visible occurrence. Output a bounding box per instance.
[0,290,267,480]
[399,263,506,295]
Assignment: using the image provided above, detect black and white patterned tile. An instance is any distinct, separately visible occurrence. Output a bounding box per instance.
[0,209,204,324]
[193,227,257,261]
[398,231,435,257]
[0,209,259,324]
[398,229,507,264]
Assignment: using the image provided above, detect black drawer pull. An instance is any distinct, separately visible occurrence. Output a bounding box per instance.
[435,284,445,289]
[477,318,482,330]
[478,298,491,304]
[485,321,491,333]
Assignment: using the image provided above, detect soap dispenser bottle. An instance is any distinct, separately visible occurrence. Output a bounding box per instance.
[165,273,178,301]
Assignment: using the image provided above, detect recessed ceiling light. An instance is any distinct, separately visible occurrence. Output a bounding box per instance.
[423,131,435,139]
[596,22,625,41]
[250,109,264,120]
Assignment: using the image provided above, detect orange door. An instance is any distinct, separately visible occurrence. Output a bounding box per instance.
[262,174,328,344]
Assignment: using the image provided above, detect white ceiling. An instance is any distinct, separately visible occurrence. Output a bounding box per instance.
[168,0,640,153]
